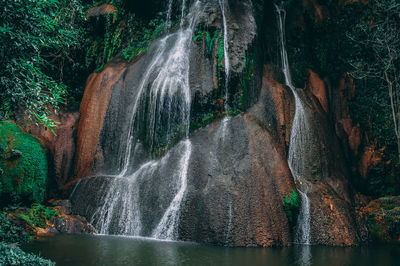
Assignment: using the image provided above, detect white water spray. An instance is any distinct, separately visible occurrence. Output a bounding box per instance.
[275,3,311,245]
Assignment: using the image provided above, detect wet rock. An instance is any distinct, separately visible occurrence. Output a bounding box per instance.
[49,199,72,215]
[22,110,80,190]
[51,215,96,235]
[74,61,127,181]
[259,65,294,150]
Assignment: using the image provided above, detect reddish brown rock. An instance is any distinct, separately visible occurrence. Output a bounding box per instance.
[309,183,358,246]
[358,145,385,178]
[74,62,127,182]
[86,4,117,21]
[261,65,294,149]
[331,73,361,157]
[22,110,79,189]
[307,70,329,113]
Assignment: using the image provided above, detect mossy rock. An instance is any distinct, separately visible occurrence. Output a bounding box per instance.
[362,196,400,243]
[0,121,47,205]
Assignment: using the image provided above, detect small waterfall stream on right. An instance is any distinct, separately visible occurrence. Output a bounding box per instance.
[275,3,312,245]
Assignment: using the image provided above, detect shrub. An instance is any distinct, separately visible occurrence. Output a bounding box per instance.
[0,242,54,266]
[0,213,30,245]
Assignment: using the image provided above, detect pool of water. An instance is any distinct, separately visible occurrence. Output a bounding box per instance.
[22,235,400,266]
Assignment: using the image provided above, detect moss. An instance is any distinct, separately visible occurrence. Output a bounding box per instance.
[283,190,300,229]
[240,51,256,111]
[0,121,47,205]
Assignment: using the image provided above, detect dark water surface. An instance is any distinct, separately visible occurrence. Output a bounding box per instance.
[22,234,400,266]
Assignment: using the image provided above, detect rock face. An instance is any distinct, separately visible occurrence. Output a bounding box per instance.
[70,0,361,247]
[74,62,127,181]
[49,200,96,235]
[178,115,295,247]
[23,110,80,190]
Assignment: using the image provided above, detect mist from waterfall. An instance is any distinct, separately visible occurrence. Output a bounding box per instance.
[275,3,312,245]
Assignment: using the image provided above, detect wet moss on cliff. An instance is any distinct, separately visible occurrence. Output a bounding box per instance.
[283,190,300,229]
[0,121,47,206]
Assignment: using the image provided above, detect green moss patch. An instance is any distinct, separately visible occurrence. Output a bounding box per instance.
[283,190,300,229]
[0,121,47,205]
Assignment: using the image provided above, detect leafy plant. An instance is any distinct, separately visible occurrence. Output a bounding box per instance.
[0,242,54,266]
[13,204,58,229]
[0,213,30,245]
[121,15,166,61]
[283,190,300,228]
[0,0,85,128]
[193,29,220,56]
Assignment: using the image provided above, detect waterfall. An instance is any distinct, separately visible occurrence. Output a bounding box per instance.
[72,0,203,241]
[275,3,312,245]
[219,0,231,138]
[166,0,174,29]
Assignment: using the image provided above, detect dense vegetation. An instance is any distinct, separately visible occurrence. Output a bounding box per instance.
[0,0,168,129]
[0,212,55,265]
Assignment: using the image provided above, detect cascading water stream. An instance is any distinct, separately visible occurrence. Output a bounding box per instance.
[166,0,174,29]
[219,0,231,138]
[218,0,233,244]
[72,0,202,241]
[275,3,312,245]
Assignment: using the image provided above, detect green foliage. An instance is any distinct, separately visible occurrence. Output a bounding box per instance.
[347,0,400,158]
[240,51,256,111]
[0,0,86,127]
[217,37,225,68]
[0,122,47,206]
[13,204,58,229]
[283,190,300,228]
[0,213,30,245]
[193,29,220,56]
[190,113,217,132]
[0,242,54,266]
[122,15,166,61]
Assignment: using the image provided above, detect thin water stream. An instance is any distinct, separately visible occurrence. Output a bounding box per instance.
[219,0,231,138]
[275,3,312,245]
